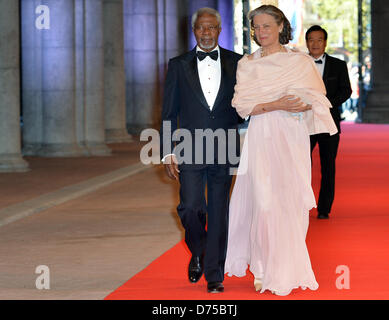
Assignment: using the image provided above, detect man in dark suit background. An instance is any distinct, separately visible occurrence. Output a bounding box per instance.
[160,7,242,293]
[306,25,352,219]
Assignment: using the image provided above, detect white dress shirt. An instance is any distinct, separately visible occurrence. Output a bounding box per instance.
[313,53,326,78]
[161,46,221,164]
[196,46,221,110]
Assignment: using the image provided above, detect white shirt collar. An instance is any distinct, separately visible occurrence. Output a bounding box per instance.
[196,45,220,54]
[313,53,326,61]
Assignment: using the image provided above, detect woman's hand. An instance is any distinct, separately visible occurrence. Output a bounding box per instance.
[277,95,312,113]
[250,95,312,116]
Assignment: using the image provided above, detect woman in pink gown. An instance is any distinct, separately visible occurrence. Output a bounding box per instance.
[224,5,337,296]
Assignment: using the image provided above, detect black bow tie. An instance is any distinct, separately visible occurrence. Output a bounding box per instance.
[315,59,323,64]
[196,50,218,61]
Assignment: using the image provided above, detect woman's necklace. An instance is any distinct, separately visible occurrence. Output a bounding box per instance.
[261,44,284,58]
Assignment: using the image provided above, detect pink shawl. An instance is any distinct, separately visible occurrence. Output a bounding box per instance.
[232,49,338,135]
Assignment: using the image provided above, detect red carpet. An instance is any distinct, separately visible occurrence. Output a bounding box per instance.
[105,123,389,300]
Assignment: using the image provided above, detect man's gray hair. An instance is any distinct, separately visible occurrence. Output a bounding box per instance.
[191,7,221,28]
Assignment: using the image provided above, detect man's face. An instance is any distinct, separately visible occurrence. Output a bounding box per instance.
[306,30,327,59]
[193,13,221,52]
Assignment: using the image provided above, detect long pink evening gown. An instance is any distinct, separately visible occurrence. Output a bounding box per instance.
[224,48,337,296]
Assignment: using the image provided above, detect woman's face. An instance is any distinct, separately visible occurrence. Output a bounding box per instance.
[252,13,282,48]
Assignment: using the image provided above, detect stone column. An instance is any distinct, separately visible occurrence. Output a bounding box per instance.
[363,0,389,123]
[22,0,83,157]
[74,0,87,154]
[83,0,111,155]
[21,0,44,156]
[124,0,188,134]
[124,0,160,134]
[40,0,83,156]
[75,0,111,155]
[103,0,132,143]
[164,0,188,63]
[216,0,234,51]
[0,0,29,172]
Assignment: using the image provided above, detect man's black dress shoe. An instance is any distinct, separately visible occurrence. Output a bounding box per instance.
[188,255,203,283]
[207,282,224,293]
[318,212,329,219]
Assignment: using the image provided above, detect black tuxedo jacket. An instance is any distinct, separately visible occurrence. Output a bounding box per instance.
[322,54,352,133]
[160,47,243,169]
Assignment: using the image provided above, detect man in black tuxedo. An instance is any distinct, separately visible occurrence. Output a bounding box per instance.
[160,7,242,293]
[306,25,352,219]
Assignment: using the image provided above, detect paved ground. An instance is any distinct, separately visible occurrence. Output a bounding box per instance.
[0,140,183,299]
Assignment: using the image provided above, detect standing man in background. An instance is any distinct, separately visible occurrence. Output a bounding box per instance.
[305,25,352,219]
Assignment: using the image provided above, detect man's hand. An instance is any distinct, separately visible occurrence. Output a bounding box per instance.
[163,155,180,180]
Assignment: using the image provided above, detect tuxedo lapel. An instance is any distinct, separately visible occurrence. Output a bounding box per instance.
[322,53,330,84]
[181,48,210,111]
